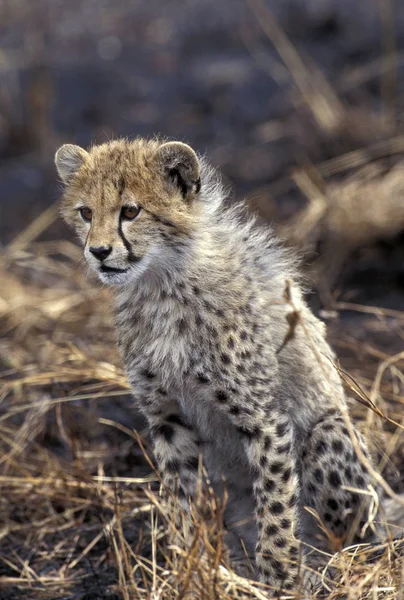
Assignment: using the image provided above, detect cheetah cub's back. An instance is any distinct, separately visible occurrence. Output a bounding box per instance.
[55,138,378,596]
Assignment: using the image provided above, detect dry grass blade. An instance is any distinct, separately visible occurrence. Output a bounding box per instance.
[335,302,404,321]
[1,220,403,598]
[337,364,404,433]
[247,0,344,134]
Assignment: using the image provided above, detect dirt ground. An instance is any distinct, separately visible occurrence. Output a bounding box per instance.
[1,1,404,598]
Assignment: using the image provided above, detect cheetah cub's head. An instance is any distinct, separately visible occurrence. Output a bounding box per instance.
[55,138,202,285]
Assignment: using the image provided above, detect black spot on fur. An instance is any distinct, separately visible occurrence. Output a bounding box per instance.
[220,353,231,364]
[314,469,324,484]
[274,537,287,548]
[227,336,235,349]
[156,424,174,442]
[197,372,209,384]
[264,436,272,451]
[270,461,284,475]
[327,498,339,511]
[280,518,291,529]
[266,524,278,536]
[260,455,268,468]
[307,483,317,496]
[276,422,289,437]
[329,470,342,488]
[216,390,228,403]
[264,478,276,492]
[239,304,250,315]
[282,468,292,483]
[324,512,332,522]
[288,494,298,508]
[270,501,285,515]
[142,369,155,379]
[356,475,365,487]
[238,425,262,439]
[165,459,180,473]
[276,442,291,454]
[332,439,344,453]
[316,440,328,455]
[185,457,199,471]
[229,405,240,415]
[166,414,189,428]
[271,559,287,580]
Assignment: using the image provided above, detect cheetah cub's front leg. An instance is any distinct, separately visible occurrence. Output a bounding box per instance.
[149,406,202,504]
[141,391,203,568]
[211,388,301,594]
[133,377,202,504]
[247,417,300,593]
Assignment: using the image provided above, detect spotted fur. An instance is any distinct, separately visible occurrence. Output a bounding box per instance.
[55,138,377,595]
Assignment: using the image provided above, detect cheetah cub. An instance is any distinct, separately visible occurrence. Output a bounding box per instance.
[55,138,376,595]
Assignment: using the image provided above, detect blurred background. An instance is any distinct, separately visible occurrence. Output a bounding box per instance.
[1,2,404,598]
[1,0,404,305]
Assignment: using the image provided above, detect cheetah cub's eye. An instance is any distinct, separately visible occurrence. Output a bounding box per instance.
[121,205,141,220]
[79,207,92,222]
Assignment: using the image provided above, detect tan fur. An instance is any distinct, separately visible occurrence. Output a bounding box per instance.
[56,137,378,596]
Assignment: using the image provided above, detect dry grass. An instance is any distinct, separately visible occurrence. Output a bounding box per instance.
[1,3,404,595]
[280,154,404,297]
[0,198,403,600]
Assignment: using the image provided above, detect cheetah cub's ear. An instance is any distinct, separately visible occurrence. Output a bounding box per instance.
[156,141,201,201]
[55,144,89,185]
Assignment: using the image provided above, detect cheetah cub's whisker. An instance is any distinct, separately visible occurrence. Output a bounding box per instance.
[55,138,377,596]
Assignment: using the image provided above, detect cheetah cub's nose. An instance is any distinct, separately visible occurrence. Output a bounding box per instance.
[89,245,112,261]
